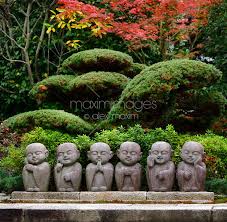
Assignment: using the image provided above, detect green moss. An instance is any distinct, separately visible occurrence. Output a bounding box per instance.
[29,75,75,102]
[61,48,134,73]
[2,109,93,134]
[108,59,225,131]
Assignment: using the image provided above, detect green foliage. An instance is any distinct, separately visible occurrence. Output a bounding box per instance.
[68,71,129,95]
[61,48,134,74]
[68,72,129,117]
[0,145,25,173]
[0,127,94,174]
[203,0,227,81]
[0,63,35,120]
[0,169,23,193]
[0,125,227,192]
[29,75,76,104]
[121,63,148,78]
[109,59,225,131]
[206,179,227,195]
[2,109,93,134]
[211,113,227,137]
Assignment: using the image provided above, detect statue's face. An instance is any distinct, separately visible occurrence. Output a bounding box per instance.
[118,143,142,166]
[26,144,47,165]
[181,143,203,164]
[88,143,112,164]
[57,144,79,166]
[150,144,171,164]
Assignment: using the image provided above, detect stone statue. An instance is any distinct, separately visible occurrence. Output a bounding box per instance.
[115,141,142,191]
[146,141,175,191]
[86,142,114,191]
[177,141,206,192]
[54,143,82,192]
[22,143,50,192]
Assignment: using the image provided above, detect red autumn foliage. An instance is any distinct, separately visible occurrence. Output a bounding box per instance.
[56,0,221,47]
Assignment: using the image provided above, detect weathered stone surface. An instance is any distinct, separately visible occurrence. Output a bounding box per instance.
[213,205,227,222]
[55,143,82,192]
[0,203,218,222]
[147,141,175,192]
[11,191,214,204]
[115,142,142,191]
[146,192,214,204]
[11,191,80,202]
[177,141,206,192]
[86,142,114,192]
[0,193,10,202]
[80,191,146,202]
[23,143,50,192]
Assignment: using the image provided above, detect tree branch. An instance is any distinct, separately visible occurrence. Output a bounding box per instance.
[0,53,26,64]
[0,27,23,50]
[0,86,14,94]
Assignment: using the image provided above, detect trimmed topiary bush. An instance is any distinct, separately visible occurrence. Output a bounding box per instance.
[68,72,129,117]
[121,63,148,78]
[108,59,225,131]
[1,109,93,134]
[61,48,134,74]
[29,75,75,104]
[68,71,129,95]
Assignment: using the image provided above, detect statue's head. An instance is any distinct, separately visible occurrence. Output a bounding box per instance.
[26,143,48,165]
[117,141,142,166]
[88,142,113,164]
[181,141,204,164]
[57,143,80,166]
[149,141,172,164]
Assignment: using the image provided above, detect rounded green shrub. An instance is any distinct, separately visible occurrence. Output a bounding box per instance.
[2,109,93,134]
[109,59,225,131]
[29,75,75,103]
[61,48,134,74]
[68,72,129,117]
[121,63,148,78]
[68,71,129,95]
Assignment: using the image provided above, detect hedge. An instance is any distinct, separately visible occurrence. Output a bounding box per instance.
[1,109,93,134]
[0,125,227,192]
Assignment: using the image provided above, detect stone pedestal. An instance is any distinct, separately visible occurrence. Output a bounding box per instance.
[11,191,214,204]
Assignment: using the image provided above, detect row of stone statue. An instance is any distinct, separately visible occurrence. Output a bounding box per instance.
[23,141,206,192]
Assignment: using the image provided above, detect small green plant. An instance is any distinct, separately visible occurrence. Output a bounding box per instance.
[206,179,227,194]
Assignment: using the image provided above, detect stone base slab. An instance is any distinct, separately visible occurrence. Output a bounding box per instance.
[0,203,227,222]
[11,191,214,204]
